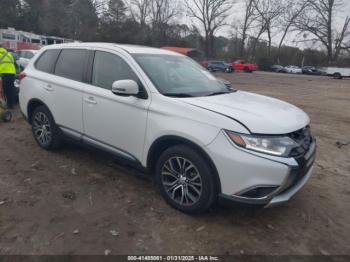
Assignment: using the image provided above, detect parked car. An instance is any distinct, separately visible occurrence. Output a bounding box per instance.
[302,66,323,76]
[284,65,303,74]
[270,65,284,73]
[207,61,234,73]
[231,60,258,73]
[19,43,316,213]
[326,67,350,79]
[17,50,39,71]
[14,74,20,101]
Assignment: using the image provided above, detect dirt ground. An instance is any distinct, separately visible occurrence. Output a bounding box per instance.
[0,72,349,255]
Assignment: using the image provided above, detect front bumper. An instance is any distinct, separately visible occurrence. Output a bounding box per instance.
[207,130,316,208]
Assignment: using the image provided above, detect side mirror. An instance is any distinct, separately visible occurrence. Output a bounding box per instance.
[217,78,233,89]
[112,80,139,96]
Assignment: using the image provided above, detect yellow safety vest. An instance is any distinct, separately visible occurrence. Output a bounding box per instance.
[0,48,16,75]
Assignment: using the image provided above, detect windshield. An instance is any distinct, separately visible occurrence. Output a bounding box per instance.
[132,54,231,97]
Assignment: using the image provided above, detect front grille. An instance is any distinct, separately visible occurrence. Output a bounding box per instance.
[288,126,313,157]
[280,128,316,194]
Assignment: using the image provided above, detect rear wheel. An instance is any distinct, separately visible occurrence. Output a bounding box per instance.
[31,106,62,150]
[334,73,343,79]
[244,67,252,73]
[155,145,216,214]
[226,67,233,73]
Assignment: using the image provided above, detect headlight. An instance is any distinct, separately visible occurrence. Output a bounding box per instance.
[225,130,299,157]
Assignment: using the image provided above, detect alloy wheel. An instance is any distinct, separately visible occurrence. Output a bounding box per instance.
[32,112,52,146]
[161,157,203,206]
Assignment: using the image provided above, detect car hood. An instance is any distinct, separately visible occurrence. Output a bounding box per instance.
[180,91,310,134]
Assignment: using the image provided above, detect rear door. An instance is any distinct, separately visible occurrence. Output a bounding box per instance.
[48,48,89,135]
[82,49,151,162]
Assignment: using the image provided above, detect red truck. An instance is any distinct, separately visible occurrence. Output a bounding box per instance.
[231,60,258,73]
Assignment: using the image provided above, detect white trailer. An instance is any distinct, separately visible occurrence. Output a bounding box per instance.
[326,67,350,79]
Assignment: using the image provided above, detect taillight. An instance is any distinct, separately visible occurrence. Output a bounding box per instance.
[19,72,26,83]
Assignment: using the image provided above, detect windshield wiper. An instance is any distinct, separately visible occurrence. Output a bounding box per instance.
[207,91,231,96]
[163,93,194,98]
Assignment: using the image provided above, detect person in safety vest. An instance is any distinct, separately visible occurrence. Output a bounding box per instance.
[0,44,16,109]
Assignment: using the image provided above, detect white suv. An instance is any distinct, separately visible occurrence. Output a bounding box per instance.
[19,43,316,213]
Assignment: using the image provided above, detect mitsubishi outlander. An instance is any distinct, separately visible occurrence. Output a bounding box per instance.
[19,43,316,213]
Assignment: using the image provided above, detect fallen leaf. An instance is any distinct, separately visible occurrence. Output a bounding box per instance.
[196,226,205,232]
[62,191,77,201]
[266,224,274,230]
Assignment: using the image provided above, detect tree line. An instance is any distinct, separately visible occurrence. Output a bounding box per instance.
[0,0,349,67]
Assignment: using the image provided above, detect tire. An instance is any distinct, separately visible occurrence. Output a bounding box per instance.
[334,73,343,79]
[155,145,217,214]
[244,67,252,73]
[31,106,62,150]
[2,111,12,122]
[208,67,214,72]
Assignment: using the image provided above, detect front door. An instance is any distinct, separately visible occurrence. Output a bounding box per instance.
[82,50,151,162]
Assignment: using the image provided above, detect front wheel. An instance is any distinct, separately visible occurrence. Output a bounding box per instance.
[155,145,217,214]
[2,110,12,122]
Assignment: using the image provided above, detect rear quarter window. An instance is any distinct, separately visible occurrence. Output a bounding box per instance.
[35,50,61,73]
[54,49,88,82]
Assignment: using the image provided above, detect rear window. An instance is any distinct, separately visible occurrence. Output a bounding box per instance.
[54,49,88,82]
[35,50,61,73]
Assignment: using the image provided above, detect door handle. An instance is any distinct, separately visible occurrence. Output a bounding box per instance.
[84,97,97,105]
[44,84,53,92]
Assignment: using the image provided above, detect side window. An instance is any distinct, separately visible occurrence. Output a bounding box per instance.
[23,52,29,59]
[54,49,88,82]
[92,51,138,90]
[35,50,61,73]
[27,52,34,59]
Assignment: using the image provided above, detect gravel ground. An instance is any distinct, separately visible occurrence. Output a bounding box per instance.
[0,71,349,255]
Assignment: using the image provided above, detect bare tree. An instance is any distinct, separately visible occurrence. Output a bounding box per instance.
[185,0,233,58]
[130,0,151,26]
[107,0,128,23]
[149,0,179,46]
[276,0,309,63]
[295,0,350,64]
[238,0,256,58]
[253,0,284,57]
[248,13,267,61]
[92,0,107,16]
